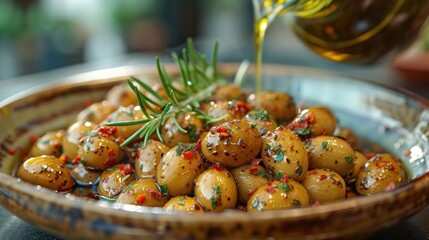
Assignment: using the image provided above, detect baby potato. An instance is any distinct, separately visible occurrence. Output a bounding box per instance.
[346,151,369,183]
[248,91,296,122]
[243,109,277,135]
[161,111,204,147]
[213,84,246,101]
[194,165,238,212]
[135,140,170,179]
[63,121,95,159]
[18,156,74,191]
[356,154,405,195]
[164,196,204,213]
[336,127,361,150]
[262,127,308,181]
[157,144,205,196]
[115,178,167,207]
[231,165,270,203]
[307,136,355,178]
[29,130,65,158]
[302,169,346,203]
[78,135,123,170]
[98,164,135,199]
[77,101,116,124]
[206,100,251,125]
[71,162,101,186]
[202,120,262,167]
[289,106,336,138]
[105,82,138,107]
[103,105,145,140]
[247,180,309,212]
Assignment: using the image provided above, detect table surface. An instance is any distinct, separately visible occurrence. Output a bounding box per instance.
[0,53,428,240]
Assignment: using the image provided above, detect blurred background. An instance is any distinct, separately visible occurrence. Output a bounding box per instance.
[0,0,428,91]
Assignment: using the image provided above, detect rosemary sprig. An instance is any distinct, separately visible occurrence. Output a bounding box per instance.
[106,39,224,147]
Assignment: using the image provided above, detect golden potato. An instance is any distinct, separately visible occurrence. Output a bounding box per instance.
[356,154,405,195]
[29,130,65,158]
[164,196,204,213]
[78,134,123,170]
[248,91,296,122]
[161,111,204,147]
[98,163,135,199]
[105,82,138,107]
[262,127,308,181]
[202,120,262,167]
[231,164,270,203]
[289,106,336,138]
[194,165,238,212]
[213,84,246,101]
[63,121,95,159]
[135,140,170,179]
[18,156,74,191]
[116,178,168,207]
[302,169,346,203]
[157,144,205,196]
[247,180,309,212]
[77,101,116,124]
[307,136,355,178]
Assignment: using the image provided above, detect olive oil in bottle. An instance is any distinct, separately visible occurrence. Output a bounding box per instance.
[253,0,429,92]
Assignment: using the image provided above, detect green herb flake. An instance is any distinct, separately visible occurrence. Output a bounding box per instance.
[292,199,301,207]
[274,150,284,163]
[177,198,186,205]
[296,128,312,136]
[160,184,169,196]
[187,124,198,142]
[321,141,328,150]
[256,169,269,179]
[276,183,291,192]
[213,186,221,195]
[107,166,119,171]
[126,183,135,190]
[250,122,257,128]
[247,109,269,121]
[210,196,218,209]
[80,159,87,167]
[345,156,354,164]
[276,171,284,180]
[125,109,134,117]
[175,143,196,155]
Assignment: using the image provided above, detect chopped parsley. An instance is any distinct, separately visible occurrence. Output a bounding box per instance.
[274,150,284,163]
[159,184,169,196]
[345,156,354,164]
[276,183,291,192]
[175,143,196,155]
[255,169,269,179]
[177,198,186,205]
[296,128,312,136]
[210,186,222,209]
[187,124,198,142]
[321,141,328,150]
[276,171,284,180]
[247,109,270,121]
[295,165,303,177]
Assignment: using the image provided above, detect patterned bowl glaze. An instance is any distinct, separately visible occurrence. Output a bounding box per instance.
[0,64,428,240]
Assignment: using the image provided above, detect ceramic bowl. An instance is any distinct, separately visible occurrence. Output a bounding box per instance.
[0,64,428,240]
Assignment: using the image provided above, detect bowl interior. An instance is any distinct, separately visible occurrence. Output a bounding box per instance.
[0,64,429,239]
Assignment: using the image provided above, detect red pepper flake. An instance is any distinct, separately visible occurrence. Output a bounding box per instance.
[219,132,231,139]
[59,155,68,164]
[136,194,146,205]
[313,201,321,207]
[231,101,251,116]
[248,189,257,196]
[96,126,119,138]
[210,163,224,172]
[251,158,263,166]
[384,182,396,191]
[72,156,81,164]
[280,175,290,183]
[108,149,116,157]
[265,186,276,194]
[319,174,328,180]
[148,189,163,200]
[182,151,194,160]
[29,135,38,144]
[309,170,318,175]
[119,137,126,144]
[7,148,16,155]
[103,158,117,168]
[249,167,259,175]
[119,163,133,175]
[216,126,228,133]
[276,126,285,131]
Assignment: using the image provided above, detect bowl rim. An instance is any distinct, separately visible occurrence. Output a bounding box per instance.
[1,63,429,223]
